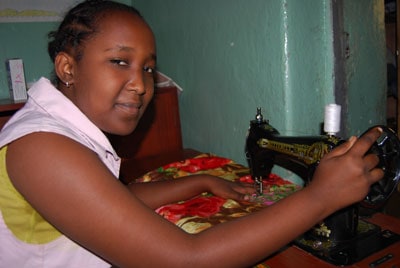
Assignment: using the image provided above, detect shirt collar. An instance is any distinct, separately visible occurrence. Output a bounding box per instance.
[28,78,119,162]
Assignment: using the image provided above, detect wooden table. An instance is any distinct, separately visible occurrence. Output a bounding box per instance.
[122,149,400,267]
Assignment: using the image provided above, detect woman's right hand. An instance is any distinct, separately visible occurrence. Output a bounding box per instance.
[307,127,384,213]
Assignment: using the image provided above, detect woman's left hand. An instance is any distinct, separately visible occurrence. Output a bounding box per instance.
[202,175,255,201]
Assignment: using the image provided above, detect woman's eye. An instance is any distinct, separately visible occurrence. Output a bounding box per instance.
[111,59,128,66]
[144,66,155,74]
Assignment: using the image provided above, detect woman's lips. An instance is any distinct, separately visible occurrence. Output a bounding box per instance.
[115,102,142,116]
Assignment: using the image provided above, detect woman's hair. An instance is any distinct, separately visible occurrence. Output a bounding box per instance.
[48,0,142,63]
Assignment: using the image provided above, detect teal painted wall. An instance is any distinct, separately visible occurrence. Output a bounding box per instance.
[0,22,57,98]
[0,1,386,176]
[341,0,386,136]
[133,0,336,167]
[134,0,386,168]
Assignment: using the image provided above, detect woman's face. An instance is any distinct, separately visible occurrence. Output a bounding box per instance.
[64,11,156,135]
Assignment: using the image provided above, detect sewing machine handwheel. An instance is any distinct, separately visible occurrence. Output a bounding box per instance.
[361,125,400,209]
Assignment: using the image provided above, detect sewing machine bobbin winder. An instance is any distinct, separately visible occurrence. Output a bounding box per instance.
[245,106,400,266]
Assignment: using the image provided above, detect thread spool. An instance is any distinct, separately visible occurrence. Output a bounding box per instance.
[324,104,341,135]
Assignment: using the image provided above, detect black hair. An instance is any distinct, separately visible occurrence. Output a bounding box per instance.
[48,0,142,64]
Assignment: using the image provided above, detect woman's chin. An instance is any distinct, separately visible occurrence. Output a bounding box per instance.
[103,123,139,136]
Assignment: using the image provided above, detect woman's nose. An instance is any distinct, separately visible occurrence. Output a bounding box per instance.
[126,74,146,95]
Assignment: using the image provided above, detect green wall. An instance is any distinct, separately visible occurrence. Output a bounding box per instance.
[341,0,386,136]
[134,0,334,163]
[0,22,57,98]
[0,1,387,177]
[134,0,386,168]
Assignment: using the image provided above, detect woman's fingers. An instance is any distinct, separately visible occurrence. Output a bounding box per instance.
[349,127,383,157]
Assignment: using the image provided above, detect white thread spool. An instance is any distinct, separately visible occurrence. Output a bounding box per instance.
[324,104,341,135]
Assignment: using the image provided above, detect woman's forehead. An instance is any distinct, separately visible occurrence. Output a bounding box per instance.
[95,11,154,44]
[81,11,156,58]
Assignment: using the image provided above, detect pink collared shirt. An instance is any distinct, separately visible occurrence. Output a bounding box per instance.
[0,77,120,267]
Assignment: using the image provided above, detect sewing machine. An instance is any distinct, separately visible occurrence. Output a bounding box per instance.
[245,108,400,266]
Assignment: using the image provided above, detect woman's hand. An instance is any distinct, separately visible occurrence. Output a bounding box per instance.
[200,174,256,201]
[307,127,384,213]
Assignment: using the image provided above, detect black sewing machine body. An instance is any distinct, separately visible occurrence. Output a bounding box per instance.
[246,120,340,185]
[245,109,400,266]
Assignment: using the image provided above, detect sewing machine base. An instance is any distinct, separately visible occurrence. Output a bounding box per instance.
[294,220,400,266]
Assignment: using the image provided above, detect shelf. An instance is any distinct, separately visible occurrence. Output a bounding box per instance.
[0,99,25,113]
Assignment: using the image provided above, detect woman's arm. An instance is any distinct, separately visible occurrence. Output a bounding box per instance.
[127,174,255,209]
[6,128,383,268]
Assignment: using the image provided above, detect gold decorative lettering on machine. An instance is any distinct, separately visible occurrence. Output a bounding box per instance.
[256,138,338,165]
[245,108,400,266]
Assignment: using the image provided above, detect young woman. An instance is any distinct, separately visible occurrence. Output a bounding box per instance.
[0,1,384,267]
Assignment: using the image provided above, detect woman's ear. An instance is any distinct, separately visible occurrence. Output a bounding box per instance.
[54,52,74,87]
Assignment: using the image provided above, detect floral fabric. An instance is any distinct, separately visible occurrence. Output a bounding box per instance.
[135,153,301,267]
